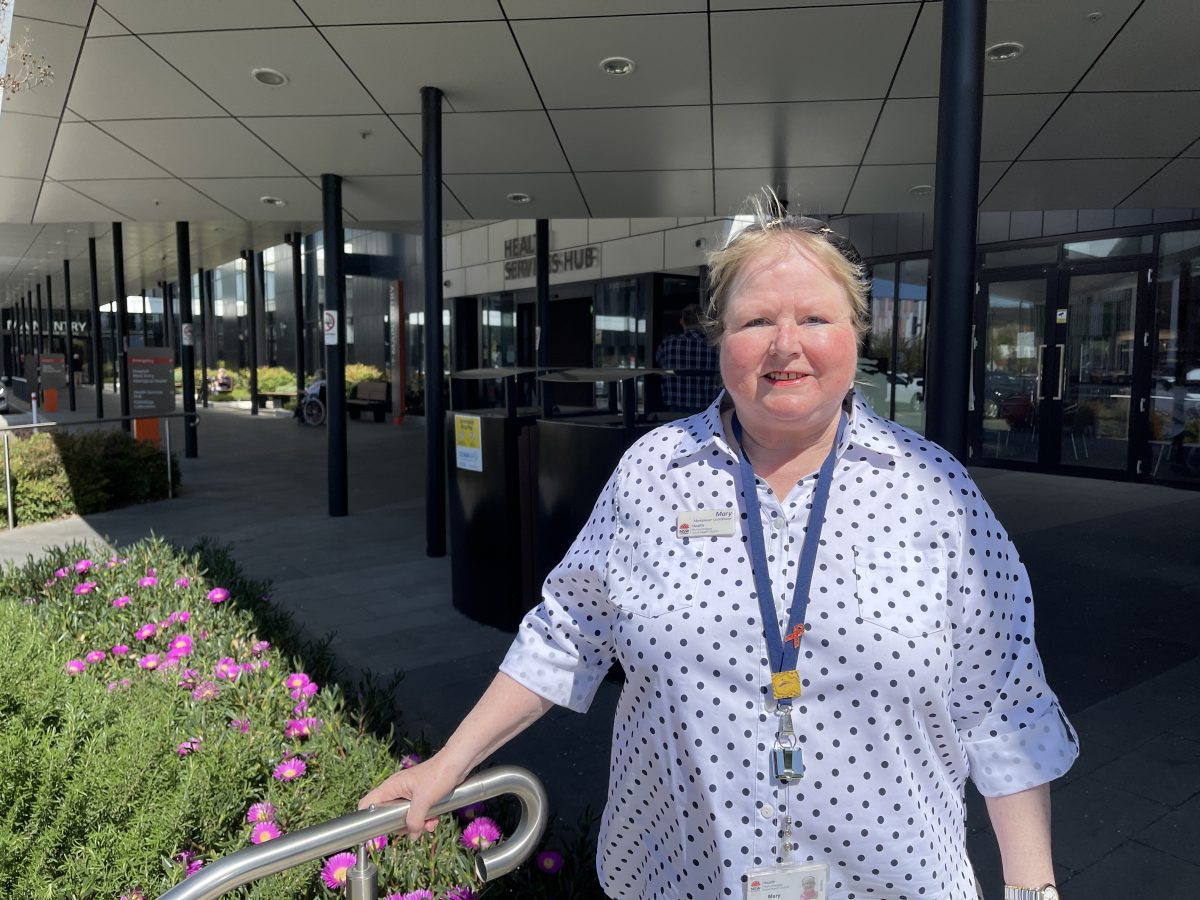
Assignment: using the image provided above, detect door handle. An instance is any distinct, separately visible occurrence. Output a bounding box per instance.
[1035,344,1045,400]
[1054,343,1066,401]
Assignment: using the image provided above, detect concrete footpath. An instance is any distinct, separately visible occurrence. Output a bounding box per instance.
[1,387,1198,898]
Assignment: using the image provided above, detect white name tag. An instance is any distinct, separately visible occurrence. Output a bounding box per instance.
[677,508,736,538]
[743,862,829,900]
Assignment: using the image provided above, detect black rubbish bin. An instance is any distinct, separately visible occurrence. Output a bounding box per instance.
[446,368,541,631]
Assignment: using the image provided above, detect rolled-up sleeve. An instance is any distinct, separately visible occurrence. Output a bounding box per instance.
[499,468,622,713]
[946,484,1079,797]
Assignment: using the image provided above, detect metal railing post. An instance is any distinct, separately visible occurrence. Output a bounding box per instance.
[3,431,12,529]
[346,844,378,900]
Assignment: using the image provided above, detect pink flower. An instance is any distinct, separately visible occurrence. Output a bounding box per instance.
[85,650,106,664]
[399,752,423,770]
[250,821,281,844]
[443,887,477,900]
[285,672,310,691]
[112,644,130,656]
[138,654,161,670]
[54,566,70,579]
[177,738,201,756]
[176,610,191,624]
[112,596,131,608]
[252,640,270,655]
[230,718,251,733]
[320,852,357,890]
[185,859,202,877]
[460,817,501,851]
[215,657,241,680]
[74,581,97,595]
[65,659,85,675]
[535,850,564,874]
[138,576,158,588]
[134,623,156,641]
[284,717,322,739]
[107,679,131,691]
[75,559,93,573]
[170,634,193,655]
[367,834,387,853]
[191,681,220,701]
[394,892,434,900]
[207,587,230,604]
[273,758,307,781]
[175,577,190,588]
[247,801,276,823]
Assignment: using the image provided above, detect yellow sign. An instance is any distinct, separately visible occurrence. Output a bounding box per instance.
[454,414,483,472]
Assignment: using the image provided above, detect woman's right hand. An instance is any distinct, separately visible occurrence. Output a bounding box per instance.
[358,752,465,839]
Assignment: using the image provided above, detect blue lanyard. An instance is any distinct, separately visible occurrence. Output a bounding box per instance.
[731,411,847,708]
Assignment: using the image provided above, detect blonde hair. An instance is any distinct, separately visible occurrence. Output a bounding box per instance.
[703,190,870,345]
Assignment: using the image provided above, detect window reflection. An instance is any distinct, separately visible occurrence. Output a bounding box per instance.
[1151,230,1200,482]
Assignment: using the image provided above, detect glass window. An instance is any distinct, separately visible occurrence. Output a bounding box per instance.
[594,279,645,407]
[480,295,516,368]
[982,245,1057,269]
[894,258,928,434]
[1150,229,1200,483]
[858,263,895,416]
[1064,235,1153,261]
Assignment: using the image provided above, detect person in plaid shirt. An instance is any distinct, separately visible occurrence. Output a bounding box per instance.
[655,303,722,414]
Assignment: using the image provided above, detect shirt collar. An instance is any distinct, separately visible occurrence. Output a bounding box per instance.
[669,390,911,465]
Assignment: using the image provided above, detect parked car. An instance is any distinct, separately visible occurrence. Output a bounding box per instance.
[983,371,1035,420]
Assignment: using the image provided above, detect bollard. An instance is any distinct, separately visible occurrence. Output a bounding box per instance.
[31,394,38,425]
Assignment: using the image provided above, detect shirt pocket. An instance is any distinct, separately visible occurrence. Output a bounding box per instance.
[608,537,705,618]
[852,544,946,638]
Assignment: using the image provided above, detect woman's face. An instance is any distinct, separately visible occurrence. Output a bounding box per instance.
[719,239,858,442]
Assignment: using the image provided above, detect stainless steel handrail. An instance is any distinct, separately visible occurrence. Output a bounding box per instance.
[156,765,548,900]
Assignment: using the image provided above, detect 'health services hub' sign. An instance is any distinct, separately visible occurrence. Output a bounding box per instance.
[503,235,600,282]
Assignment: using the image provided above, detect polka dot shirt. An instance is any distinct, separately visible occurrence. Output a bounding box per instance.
[501,392,1079,899]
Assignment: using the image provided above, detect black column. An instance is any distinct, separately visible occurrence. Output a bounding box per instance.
[177,223,197,457]
[198,268,209,407]
[164,280,176,362]
[35,283,43,356]
[421,86,445,555]
[113,223,131,431]
[536,218,550,418]
[242,250,260,415]
[63,261,76,411]
[289,232,305,395]
[322,173,348,517]
[88,237,104,419]
[44,275,55,354]
[925,0,986,461]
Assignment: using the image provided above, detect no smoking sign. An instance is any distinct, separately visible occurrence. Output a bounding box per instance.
[322,310,338,345]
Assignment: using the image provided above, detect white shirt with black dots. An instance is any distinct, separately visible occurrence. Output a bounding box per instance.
[501,392,1079,900]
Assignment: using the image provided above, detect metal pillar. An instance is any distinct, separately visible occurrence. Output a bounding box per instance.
[925,0,986,461]
[177,222,198,458]
[321,173,348,517]
[198,268,210,407]
[35,283,43,356]
[242,250,260,416]
[421,85,445,555]
[113,223,131,432]
[288,232,305,395]
[536,218,550,418]
[164,279,176,361]
[44,275,54,354]
[88,237,104,418]
[63,260,76,411]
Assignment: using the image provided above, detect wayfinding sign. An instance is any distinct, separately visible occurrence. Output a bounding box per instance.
[39,353,67,389]
[127,347,177,415]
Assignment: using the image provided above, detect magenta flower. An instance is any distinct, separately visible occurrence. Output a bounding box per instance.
[247,801,276,823]
[75,559,93,573]
[176,610,191,624]
[443,887,478,900]
[170,634,193,655]
[535,850,564,874]
[175,577,190,588]
[112,595,131,608]
[207,587,230,604]
[215,657,241,680]
[185,859,202,877]
[395,892,434,900]
[65,659,86,675]
[301,680,318,698]
[399,752,422,770]
[273,758,307,781]
[74,582,97,595]
[285,672,310,691]
[250,821,282,844]
[134,623,156,641]
[107,679,131,692]
[367,834,387,853]
[455,801,484,821]
[54,566,70,579]
[252,640,270,655]
[460,817,501,851]
[138,576,158,588]
[85,650,106,664]
[229,718,251,733]
[138,654,161,670]
[320,852,356,889]
[112,644,130,656]
[177,738,201,757]
[120,891,145,900]
[191,681,220,701]
[284,717,322,739]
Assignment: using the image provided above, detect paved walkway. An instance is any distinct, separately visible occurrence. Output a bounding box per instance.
[1,386,1198,897]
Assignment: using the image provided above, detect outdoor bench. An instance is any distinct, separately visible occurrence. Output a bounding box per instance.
[347,381,390,422]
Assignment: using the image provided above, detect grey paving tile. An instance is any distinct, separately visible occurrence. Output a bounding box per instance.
[1137,793,1200,867]
[1049,775,1171,871]
[1060,839,1200,897]
[1167,710,1200,743]
[1068,676,1200,751]
[1089,734,1200,808]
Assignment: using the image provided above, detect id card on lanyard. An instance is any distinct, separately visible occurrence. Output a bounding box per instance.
[743,861,830,900]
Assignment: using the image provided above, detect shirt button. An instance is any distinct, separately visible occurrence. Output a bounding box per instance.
[771,518,786,531]
[759,803,775,819]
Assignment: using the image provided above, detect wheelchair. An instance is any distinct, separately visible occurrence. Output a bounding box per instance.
[298,385,326,426]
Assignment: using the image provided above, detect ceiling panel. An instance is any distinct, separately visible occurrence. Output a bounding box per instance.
[891,0,1142,98]
[712,5,918,103]
[0,113,58,179]
[843,162,1007,214]
[2,17,84,117]
[1184,139,1200,160]
[714,101,880,168]
[185,178,324,221]
[143,29,379,118]
[503,1,704,16]
[47,121,170,179]
[552,106,711,171]
[714,167,856,217]
[243,116,420,177]
[98,0,309,32]
[17,0,93,27]
[1120,160,1200,209]
[1023,93,1200,160]
[443,173,589,218]
[101,118,300,178]
[64,178,240,221]
[322,22,540,114]
[66,36,225,120]
[86,8,130,37]
[577,170,713,217]
[340,176,469,223]
[981,159,1167,211]
[713,0,913,6]
[299,0,504,24]
[33,181,125,223]
[512,14,709,109]
[0,179,40,222]
[390,111,568,174]
[1080,0,1200,91]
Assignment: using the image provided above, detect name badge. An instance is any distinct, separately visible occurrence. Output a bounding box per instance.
[743,862,829,900]
[677,509,736,539]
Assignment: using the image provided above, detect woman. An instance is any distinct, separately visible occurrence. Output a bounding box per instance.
[362,209,1077,899]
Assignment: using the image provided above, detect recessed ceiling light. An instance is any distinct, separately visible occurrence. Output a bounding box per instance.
[599,56,635,76]
[251,67,289,87]
[985,41,1024,62]
[260,196,287,207]
[1086,11,1103,23]
[506,192,532,204]
[908,184,934,196]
